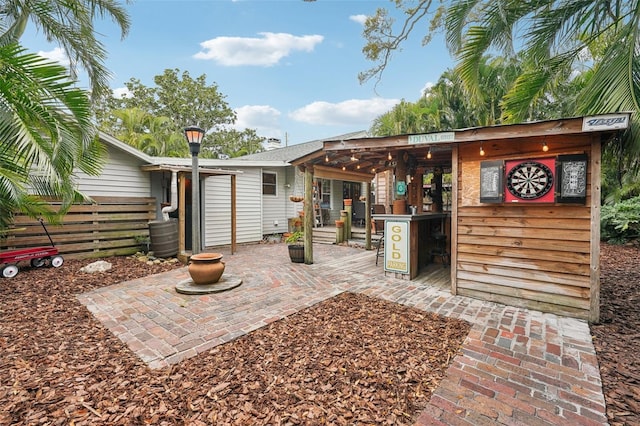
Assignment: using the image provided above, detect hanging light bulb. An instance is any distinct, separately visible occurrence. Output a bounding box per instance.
[325,153,329,162]
[342,165,346,171]
[356,164,361,169]
[480,143,485,156]
[427,148,432,159]
[371,167,376,173]
[542,141,549,152]
[387,151,392,161]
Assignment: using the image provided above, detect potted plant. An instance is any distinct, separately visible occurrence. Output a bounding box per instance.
[285,230,305,263]
[134,234,151,253]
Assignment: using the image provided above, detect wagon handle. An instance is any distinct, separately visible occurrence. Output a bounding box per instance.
[38,218,55,247]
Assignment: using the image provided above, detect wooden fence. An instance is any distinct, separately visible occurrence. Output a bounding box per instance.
[1,196,156,260]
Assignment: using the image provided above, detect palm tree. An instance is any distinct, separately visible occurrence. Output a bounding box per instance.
[0,43,106,229]
[445,0,639,131]
[0,0,131,99]
[0,0,129,229]
[445,0,640,199]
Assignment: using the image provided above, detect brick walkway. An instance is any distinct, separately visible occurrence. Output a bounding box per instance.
[77,243,608,425]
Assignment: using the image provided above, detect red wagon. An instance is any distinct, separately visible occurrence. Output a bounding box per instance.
[0,219,64,278]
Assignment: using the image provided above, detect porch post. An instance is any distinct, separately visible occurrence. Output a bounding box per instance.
[364,181,372,250]
[231,174,237,255]
[304,167,314,264]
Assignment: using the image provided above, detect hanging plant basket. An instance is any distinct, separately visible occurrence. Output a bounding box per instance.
[289,196,304,203]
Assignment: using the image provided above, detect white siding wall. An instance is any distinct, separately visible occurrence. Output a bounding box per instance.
[285,167,298,220]
[203,170,263,246]
[75,146,150,197]
[262,167,289,235]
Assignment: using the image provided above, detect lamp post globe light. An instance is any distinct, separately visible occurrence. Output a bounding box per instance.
[184,125,205,255]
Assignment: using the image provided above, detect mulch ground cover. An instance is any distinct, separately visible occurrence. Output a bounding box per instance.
[1,242,638,425]
[592,242,640,426]
[0,256,469,425]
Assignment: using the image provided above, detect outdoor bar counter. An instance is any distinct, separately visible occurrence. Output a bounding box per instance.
[373,212,450,279]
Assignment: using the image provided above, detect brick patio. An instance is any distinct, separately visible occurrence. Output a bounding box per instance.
[77,243,608,425]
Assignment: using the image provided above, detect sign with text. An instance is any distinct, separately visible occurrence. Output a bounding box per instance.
[384,220,409,274]
[408,132,455,145]
[582,114,629,131]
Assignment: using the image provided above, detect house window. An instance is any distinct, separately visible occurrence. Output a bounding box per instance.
[262,171,277,195]
[321,179,331,208]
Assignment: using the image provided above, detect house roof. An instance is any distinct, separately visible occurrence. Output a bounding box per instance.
[239,130,369,163]
[99,131,153,163]
[98,130,369,169]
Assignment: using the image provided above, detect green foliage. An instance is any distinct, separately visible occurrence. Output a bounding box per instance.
[0,43,103,229]
[370,56,548,136]
[361,0,640,155]
[95,69,265,158]
[0,0,130,99]
[601,196,640,244]
[0,0,128,228]
[285,230,304,245]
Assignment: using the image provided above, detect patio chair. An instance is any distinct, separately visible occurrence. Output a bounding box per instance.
[372,204,386,235]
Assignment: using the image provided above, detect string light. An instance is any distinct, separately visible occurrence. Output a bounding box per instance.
[480,143,485,156]
[325,153,329,162]
[356,164,361,169]
[371,167,376,173]
[542,141,549,152]
[342,165,346,171]
[427,148,432,159]
[387,152,392,161]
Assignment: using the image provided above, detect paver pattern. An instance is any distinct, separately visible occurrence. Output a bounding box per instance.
[78,243,607,425]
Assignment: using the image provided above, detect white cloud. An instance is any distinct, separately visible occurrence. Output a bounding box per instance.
[233,105,281,138]
[421,82,435,97]
[349,14,368,25]
[112,87,132,99]
[289,98,400,127]
[37,47,69,67]
[194,32,324,66]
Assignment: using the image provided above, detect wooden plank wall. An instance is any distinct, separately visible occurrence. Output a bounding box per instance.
[1,196,156,260]
[456,135,595,320]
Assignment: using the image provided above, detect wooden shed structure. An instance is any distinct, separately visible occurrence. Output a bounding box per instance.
[295,113,630,322]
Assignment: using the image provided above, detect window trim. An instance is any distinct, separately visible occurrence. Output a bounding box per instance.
[262,171,277,196]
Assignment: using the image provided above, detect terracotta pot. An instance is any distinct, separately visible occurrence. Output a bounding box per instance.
[335,220,345,228]
[188,253,225,285]
[343,199,353,206]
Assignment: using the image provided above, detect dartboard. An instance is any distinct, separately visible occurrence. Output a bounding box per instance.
[506,161,554,200]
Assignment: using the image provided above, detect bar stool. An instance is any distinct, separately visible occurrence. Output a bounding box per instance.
[429,233,449,267]
[375,234,384,266]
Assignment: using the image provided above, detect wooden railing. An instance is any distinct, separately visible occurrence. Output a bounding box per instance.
[1,196,156,260]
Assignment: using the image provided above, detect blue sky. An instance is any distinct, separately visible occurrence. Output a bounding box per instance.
[22,0,455,146]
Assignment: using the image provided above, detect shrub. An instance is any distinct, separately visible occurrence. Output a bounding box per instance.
[601,196,640,243]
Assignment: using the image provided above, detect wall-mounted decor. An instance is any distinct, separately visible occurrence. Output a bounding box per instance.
[555,154,588,204]
[480,160,504,203]
[504,158,556,203]
[396,180,407,196]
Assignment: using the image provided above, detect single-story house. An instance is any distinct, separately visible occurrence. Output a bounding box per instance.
[3,129,375,261]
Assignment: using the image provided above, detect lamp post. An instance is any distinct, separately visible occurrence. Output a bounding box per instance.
[184,125,205,255]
